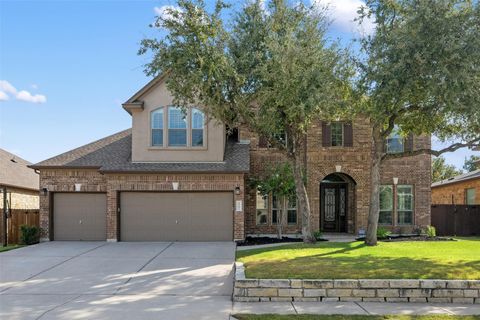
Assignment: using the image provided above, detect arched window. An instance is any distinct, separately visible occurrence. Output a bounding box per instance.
[191,108,204,147]
[151,108,164,146]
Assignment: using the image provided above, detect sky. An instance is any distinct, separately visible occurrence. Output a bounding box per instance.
[0,0,477,169]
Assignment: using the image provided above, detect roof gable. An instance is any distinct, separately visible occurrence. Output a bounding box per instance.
[0,149,39,190]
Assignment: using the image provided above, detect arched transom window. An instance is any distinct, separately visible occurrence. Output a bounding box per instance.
[150,106,205,148]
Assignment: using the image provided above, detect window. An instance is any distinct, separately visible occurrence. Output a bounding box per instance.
[386,126,404,153]
[168,107,187,146]
[191,108,204,147]
[466,188,476,205]
[331,122,343,146]
[287,196,297,224]
[256,190,268,225]
[379,185,393,224]
[271,194,279,224]
[397,185,414,225]
[151,108,164,146]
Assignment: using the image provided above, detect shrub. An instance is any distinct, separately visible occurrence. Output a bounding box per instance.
[425,225,436,238]
[20,225,40,245]
[377,227,391,239]
[313,230,323,240]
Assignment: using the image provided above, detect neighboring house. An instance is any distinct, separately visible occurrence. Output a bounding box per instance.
[432,168,480,205]
[31,76,431,242]
[0,148,39,210]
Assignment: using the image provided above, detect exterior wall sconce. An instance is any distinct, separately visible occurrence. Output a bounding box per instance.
[235,186,241,195]
[41,188,48,196]
[335,165,342,173]
[172,182,179,190]
[74,183,82,192]
[393,177,399,185]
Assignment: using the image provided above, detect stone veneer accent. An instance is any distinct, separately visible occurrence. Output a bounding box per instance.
[234,262,480,304]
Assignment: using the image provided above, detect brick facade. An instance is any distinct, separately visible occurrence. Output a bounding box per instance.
[39,169,245,241]
[243,116,431,236]
[432,178,480,205]
[0,187,39,210]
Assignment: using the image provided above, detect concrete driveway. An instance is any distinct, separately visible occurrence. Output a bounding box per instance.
[0,241,235,320]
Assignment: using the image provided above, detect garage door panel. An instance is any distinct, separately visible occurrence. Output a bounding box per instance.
[121,192,233,241]
[54,193,107,241]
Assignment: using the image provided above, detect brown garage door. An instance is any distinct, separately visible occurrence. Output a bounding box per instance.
[120,192,233,241]
[53,193,107,241]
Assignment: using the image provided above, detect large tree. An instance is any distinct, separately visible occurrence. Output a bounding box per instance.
[432,156,462,183]
[139,0,353,242]
[358,0,480,245]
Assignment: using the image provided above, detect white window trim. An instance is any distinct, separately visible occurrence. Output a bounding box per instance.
[330,122,344,147]
[149,106,207,149]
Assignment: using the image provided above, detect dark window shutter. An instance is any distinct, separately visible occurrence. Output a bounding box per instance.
[404,134,414,152]
[322,121,331,147]
[258,135,268,148]
[343,122,353,147]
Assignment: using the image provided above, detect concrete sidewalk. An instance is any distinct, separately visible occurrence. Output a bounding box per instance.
[232,301,480,317]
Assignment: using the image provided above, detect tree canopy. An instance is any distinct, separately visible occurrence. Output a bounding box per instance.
[432,156,463,182]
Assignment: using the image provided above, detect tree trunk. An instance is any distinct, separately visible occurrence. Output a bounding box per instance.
[277,196,287,240]
[365,128,384,246]
[292,153,315,243]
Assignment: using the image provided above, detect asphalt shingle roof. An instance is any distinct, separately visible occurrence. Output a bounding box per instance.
[31,129,250,173]
[431,169,480,188]
[0,148,39,190]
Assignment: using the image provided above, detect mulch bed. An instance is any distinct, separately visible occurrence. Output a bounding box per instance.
[357,235,456,242]
[237,236,304,246]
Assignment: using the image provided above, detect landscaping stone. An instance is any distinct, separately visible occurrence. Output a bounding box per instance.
[447,280,469,289]
[290,279,303,288]
[399,289,431,298]
[352,289,376,298]
[294,297,319,302]
[469,281,480,289]
[248,288,278,297]
[452,298,474,304]
[464,290,479,298]
[420,280,446,289]
[327,289,353,297]
[322,297,339,302]
[359,280,389,288]
[235,279,258,288]
[334,280,359,288]
[259,279,290,288]
[432,289,465,298]
[376,289,400,298]
[386,298,409,302]
[409,298,428,303]
[303,289,326,297]
[363,298,385,302]
[428,298,452,303]
[278,289,303,297]
[303,280,334,289]
[340,297,362,302]
[389,280,420,288]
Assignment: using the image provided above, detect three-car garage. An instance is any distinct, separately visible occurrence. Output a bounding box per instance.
[51,192,234,241]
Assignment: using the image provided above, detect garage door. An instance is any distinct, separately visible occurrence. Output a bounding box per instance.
[53,193,107,241]
[120,192,233,241]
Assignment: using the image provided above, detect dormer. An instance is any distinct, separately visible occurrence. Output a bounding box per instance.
[123,75,225,162]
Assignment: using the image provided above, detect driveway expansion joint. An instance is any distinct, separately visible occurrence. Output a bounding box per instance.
[356,301,372,315]
[35,294,82,320]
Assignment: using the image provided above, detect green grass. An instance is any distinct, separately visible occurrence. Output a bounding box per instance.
[0,244,23,253]
[236,238,480,279]
[234,315,480,320]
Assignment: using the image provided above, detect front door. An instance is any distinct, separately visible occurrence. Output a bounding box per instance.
[321,184,347,232]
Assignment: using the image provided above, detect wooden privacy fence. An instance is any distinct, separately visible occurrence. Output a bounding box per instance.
[7,209,40,244]
[431,205,480,236]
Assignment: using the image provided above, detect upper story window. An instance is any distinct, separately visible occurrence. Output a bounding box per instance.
[386,126,404,153]
[322,121,353,147]
[331,122,344,147]
[151,108,164,146]
[150,106,205,148]
[168,107,187,147]
[191,108,204,147]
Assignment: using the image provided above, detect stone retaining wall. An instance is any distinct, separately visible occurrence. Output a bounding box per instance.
[234,263,480,304]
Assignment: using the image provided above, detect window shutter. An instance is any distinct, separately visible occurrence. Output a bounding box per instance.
[322,121,331,147]
[258,135,268,148]
[343,122,353,147]
[404,134,414,152]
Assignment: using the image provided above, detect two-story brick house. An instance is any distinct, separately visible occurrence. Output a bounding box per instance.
[31,76,431,242]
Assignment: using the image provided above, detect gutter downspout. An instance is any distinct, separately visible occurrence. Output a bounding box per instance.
[2,185,7,247]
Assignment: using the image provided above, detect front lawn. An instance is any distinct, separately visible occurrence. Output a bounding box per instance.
[234,315,480,320]
[236,238,480,279]
[0,244,23,253]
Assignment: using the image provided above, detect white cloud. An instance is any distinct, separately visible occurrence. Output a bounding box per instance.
[0,91,9,101]
[154,5,183,26]
[0,80,47,104]
[16,90,47,103]
[31,84,38,90]
[313,0,375,36]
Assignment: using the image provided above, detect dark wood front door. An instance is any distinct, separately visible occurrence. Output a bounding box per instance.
[321,184,347,232]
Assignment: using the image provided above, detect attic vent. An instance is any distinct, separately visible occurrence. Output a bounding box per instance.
[10,157,17,163]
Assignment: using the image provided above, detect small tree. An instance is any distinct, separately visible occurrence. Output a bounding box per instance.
[358,0,480,245]
[251,162,296,239]
[432,156,463,183]
[463,155,480,172]
[139,0,353,242]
